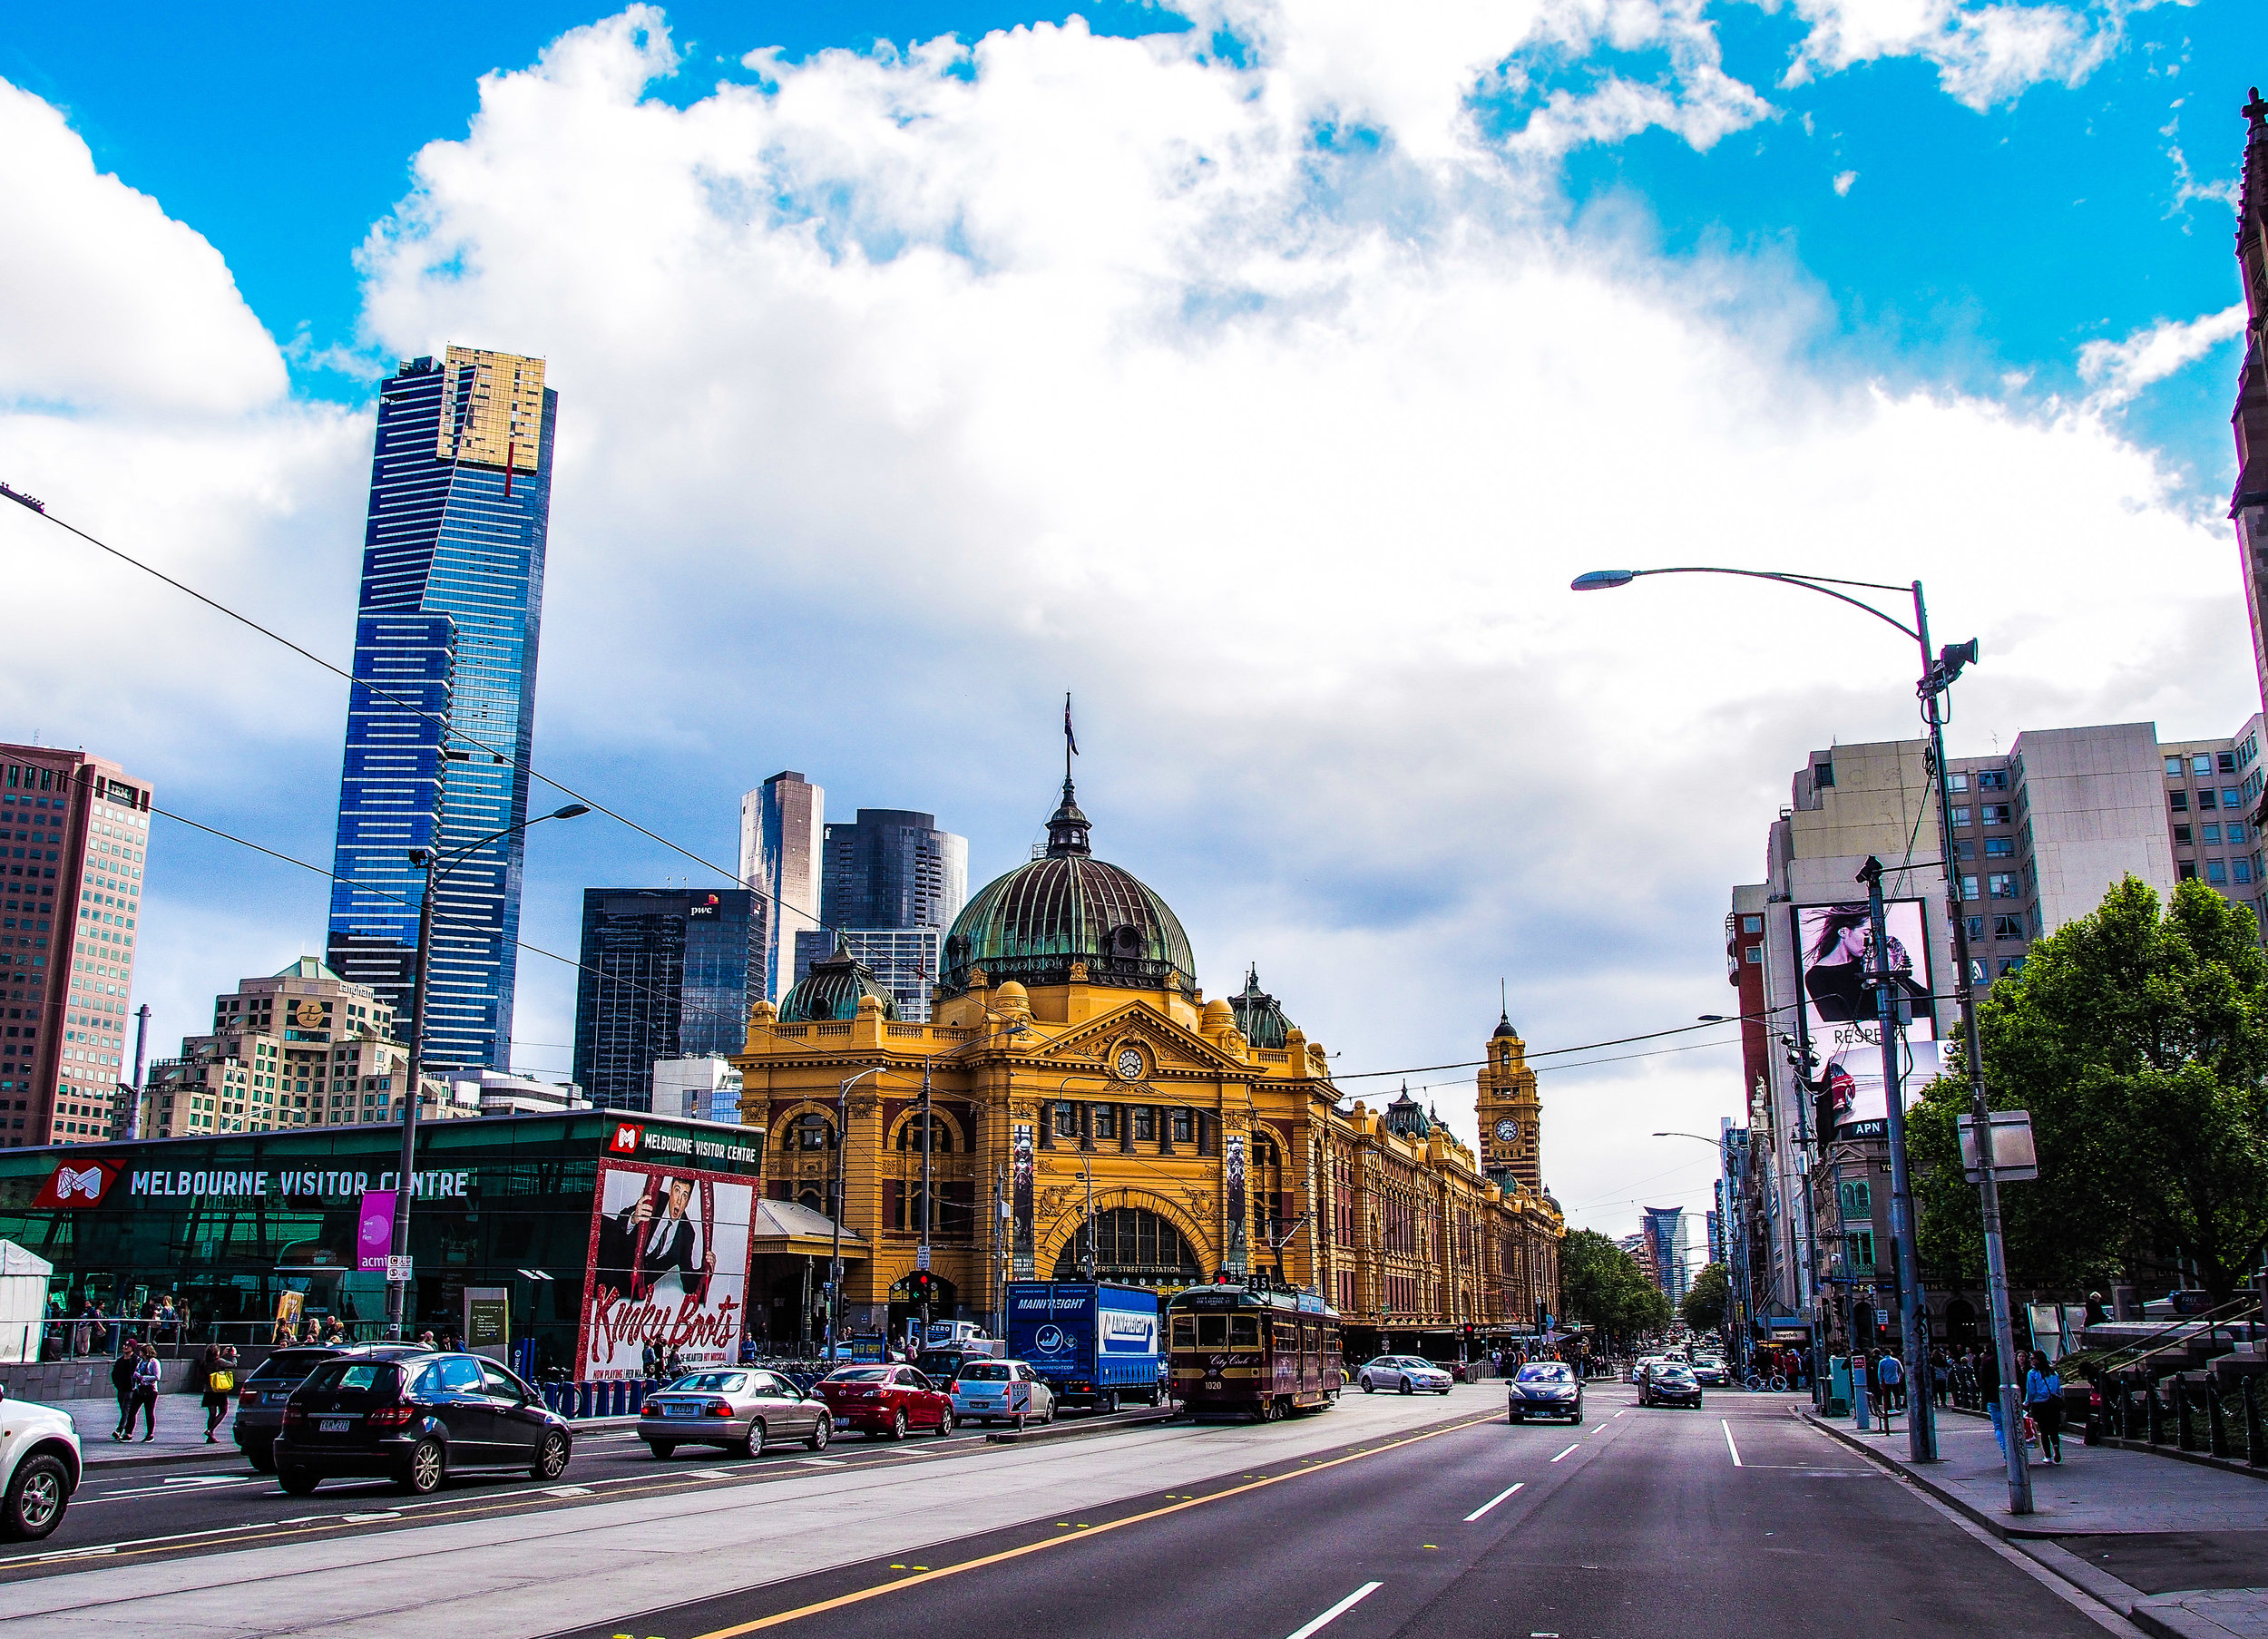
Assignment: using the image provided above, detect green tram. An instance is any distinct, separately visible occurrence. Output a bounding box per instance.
[1166,1282,1343,1420]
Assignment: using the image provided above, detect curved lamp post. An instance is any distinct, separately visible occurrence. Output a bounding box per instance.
[1578,564,2028,1510]
[386,802,589,1341]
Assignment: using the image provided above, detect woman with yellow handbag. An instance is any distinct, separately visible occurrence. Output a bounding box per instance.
[200,1342,240,1443]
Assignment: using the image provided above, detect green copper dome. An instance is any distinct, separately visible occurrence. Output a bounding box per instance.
[1228,965,1296,1049]
[779,942,901,1023]
[938,779,1197,1000]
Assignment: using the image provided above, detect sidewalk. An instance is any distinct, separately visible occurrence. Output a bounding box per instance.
[48,1395,245,1468]
[1808,1407,2268,1638]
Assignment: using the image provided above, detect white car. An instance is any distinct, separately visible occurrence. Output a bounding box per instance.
[0,1388,80,1540]
[951,1360,1056,1429]
[1356,1356,1453,1395]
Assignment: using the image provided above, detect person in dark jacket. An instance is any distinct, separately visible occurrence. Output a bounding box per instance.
[1980,1342,2005,1451]
[109,1346,138,1441]
[200,1343,239,1442]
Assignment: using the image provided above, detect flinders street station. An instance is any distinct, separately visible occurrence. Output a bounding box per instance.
[733,775,1563,1359]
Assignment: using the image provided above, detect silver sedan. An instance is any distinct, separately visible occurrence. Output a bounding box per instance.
[639,1369,832,1459]
[1355,1356,1454,1395]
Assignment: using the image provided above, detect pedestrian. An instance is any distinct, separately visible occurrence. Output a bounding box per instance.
[321,1316,347,1344]
[641,1341,661,1379]
[1980,1341,2005,1451]
[417,1329,437,1349]
[200,1341,239,1443]
[128,1343,161,1442]
[2027,1350,2065,1465]
[1879,1349,1904,1415]
[1931,1349,1950,1409]
[109,1343,138,1441]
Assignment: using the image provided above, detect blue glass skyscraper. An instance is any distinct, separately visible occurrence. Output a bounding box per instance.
[327,347,556,1072]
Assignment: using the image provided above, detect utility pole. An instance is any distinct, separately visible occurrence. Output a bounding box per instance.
[920,1058,934,1341]
[1861,855,1935,1460]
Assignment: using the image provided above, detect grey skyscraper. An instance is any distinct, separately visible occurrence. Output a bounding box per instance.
[327,347,555,1071]
[791,808,966,1021]
[572,889,758,1111]
[740,771,823,1006]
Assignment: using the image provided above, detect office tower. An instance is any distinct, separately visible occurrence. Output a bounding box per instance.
[0,747,150,1146]
[740,772,823,1005]
[142,956,463,1137]
[2231,92,2268,718]
[1642,1206,1687,1303]
[327,346,557,1072]
[788,808,967,1021]
[572,889,758,1110]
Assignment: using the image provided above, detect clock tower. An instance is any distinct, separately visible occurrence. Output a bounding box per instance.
[1478,1008,1541,1195]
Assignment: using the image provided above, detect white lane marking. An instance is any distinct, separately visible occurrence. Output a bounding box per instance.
[31,1546,116,1563]
[1722,1419,1742,1468]
[83,1477,269,1505]
[542,1486,592,1497]
[1286,1581,1384,1639]
[1613,1410,1628,1419]
[1549,1443,1579,1463]
[337,1512,401,1523]
[799,1458,845,1467]
[677,1469,737,1479]
[1464,1481,1524,1521]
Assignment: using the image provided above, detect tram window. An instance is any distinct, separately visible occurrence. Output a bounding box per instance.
[1273,1322,1297,1350]
[1196,1314,1228,1347]
[1230,1316,1260,1347]
[1301,1323,1318,1351]
[1171,1316,1195,1348]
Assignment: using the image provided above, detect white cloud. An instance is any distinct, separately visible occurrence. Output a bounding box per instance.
[1776,0,2126,111]
[0,6,2243,1236]
[2077,302,2247,408]
[0,79,288,414]
[1833,168,1859,193]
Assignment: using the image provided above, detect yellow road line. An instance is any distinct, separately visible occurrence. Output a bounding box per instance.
[687,1414,1499,1639]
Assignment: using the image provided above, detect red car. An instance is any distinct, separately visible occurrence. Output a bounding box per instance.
[815,1366,956,1439]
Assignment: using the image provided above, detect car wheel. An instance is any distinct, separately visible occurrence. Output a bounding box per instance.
[889,1410,908,1441]
[806,1417,831,1453]
[1361,1377,1374,1393]
[1399,1377,1413,1395]
[935,1409,955,1438]
[1102,1390,1120,1416]
[246,1444,277,1475]
[732,1421,764,1460]
[398,1438,445,1496]
[531,1429,571,1481]
[646,1439,676,1459]
[277,1465,321,1497]
[1508,1410,1523,1424]
[0,1453,70,1541]
[1043,1400,1056,1424]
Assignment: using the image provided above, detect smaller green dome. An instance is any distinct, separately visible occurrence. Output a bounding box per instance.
[780,942,900,1023]
[1228,965,1296,1050]
[1383,1082,1431,1139]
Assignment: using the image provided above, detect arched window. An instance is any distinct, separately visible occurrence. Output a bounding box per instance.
[897,1115,953,1152]
[793,1113,833,1151]
[797,1188,825,1214]
[1051,1206,1203,1286]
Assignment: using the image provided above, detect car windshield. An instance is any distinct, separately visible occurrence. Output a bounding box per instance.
[1658,1368,1696,1382]
[826,1368,893,1383]
[669,1373,748,1393]
[248,1349,335,1382]
[1516,1365,1571,1383]
[302,1361,398,1394]
[960,1363,1011,1381]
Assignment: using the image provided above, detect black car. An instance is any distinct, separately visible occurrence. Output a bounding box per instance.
[274,1351,572,1496]
[1506,1361,1584,1424]
[1637,1361,1704,1409]
[234,1345,361,1472]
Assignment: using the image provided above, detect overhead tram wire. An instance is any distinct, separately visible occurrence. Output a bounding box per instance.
[0,483,837,947]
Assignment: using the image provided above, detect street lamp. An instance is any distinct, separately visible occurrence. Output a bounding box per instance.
[1576,563,2028,1509]
[386,801,589,1341]
[827,1064,886,1360]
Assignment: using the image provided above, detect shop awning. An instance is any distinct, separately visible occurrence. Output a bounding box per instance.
[749,1198,869,1260]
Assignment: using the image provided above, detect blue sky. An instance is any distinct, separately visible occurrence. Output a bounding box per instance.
[3,0,2263,1234]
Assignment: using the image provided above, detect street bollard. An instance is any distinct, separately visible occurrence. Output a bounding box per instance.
[2209,1382,2231,1459]
[2245,1376,2263,1468]
[575,1381,592,1419]
[2176,1379,2196,1452]
[1853,1380,1869,1433]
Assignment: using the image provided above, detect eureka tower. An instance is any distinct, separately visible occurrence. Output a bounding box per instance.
[327,346,556,1072]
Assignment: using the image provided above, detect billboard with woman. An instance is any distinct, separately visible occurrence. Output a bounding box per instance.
[1795,900,1937,1137]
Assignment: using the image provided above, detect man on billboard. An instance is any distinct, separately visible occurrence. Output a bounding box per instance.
[594,1175,712,1303]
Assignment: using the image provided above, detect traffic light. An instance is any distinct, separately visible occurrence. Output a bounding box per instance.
[1461,1324,1475,1342]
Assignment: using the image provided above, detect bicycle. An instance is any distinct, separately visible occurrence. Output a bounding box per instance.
[1745,1373,1787,1392]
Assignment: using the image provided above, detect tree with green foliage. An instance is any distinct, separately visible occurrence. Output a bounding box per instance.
[1558,1228,1673,1345]
[1911,876,2268,1302]
[1680,1262,1728,1332]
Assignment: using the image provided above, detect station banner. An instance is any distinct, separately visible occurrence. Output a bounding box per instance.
[577,1159,754,1380]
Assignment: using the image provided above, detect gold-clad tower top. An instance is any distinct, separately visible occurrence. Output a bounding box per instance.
[438,345,545,473]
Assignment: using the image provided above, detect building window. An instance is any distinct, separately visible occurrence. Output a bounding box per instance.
[1845,1230,1875,1270]
[1981,804,2012,826]
[1964,915,1984,941]
[2175,825,2194,846]
[2238,858,2255,885]
[1839,1180,1872,1218]
[1988,873,2018,898]
[796,1113,832,1150]
[1991,914,2025,940]
[2179,861,2199,882]
[2225,789,2244,812]
[2194,754,2214,776]
[1949,805,1970,826]
[1955,838,1975,861]
[2232,824,2252,846]
[1960,875,1979,902]
[1947,772,1970,794]
[2202,824,2222,845]
[2171,792,2190,814]
[1053,1104,1078,1140]
[1133,1107,1155,1141]
[2208,859,2229,886]
[1978,770,2008,791]
[2200,789,2221,812]
[2166,756,2185,778]
[1171,1109,1194,1145]
[1093,1105,1117,1141]
[1745,946,1762,964]
[1984,837,2014,857]
[1742,915,1763,934]
[2221,751,2240,775]
[2001,956,2027,976]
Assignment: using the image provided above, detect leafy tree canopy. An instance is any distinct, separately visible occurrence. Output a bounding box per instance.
[1680,1262,1729,1332]
[1559,1228,1672,1342]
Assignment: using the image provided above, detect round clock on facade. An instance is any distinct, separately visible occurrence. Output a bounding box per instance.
[1494,1117,1520,1142]
[295,1000,325,1030]
[1114,1047,1145,1080]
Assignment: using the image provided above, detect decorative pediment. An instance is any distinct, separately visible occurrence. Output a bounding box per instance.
[1032,1000,1250,1077]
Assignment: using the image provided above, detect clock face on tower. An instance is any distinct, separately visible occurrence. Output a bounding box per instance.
[1114,1047,1145,1080]
[1494,1117,1520,1144]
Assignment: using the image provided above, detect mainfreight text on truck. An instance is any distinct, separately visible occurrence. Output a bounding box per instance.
[1004,1282,1166,1413]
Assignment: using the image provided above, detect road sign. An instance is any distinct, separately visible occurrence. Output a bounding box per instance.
[386,1255,414,1283]
[916,1245,931,1271]
[1959,1110,2038,1183]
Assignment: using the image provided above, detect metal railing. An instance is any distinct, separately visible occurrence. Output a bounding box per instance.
[2084,1295,2260,1382]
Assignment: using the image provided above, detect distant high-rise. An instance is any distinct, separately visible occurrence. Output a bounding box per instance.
[739,772,823,1005]
[788,808,967,1020]
[1643,1206,1687,1303]
[327,347,556,1072]
[0,746,151,1146]
[572,889,758,1110]
[2232,91,2268,719]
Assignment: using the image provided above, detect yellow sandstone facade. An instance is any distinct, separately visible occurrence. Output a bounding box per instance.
[731,778,1560,1353]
